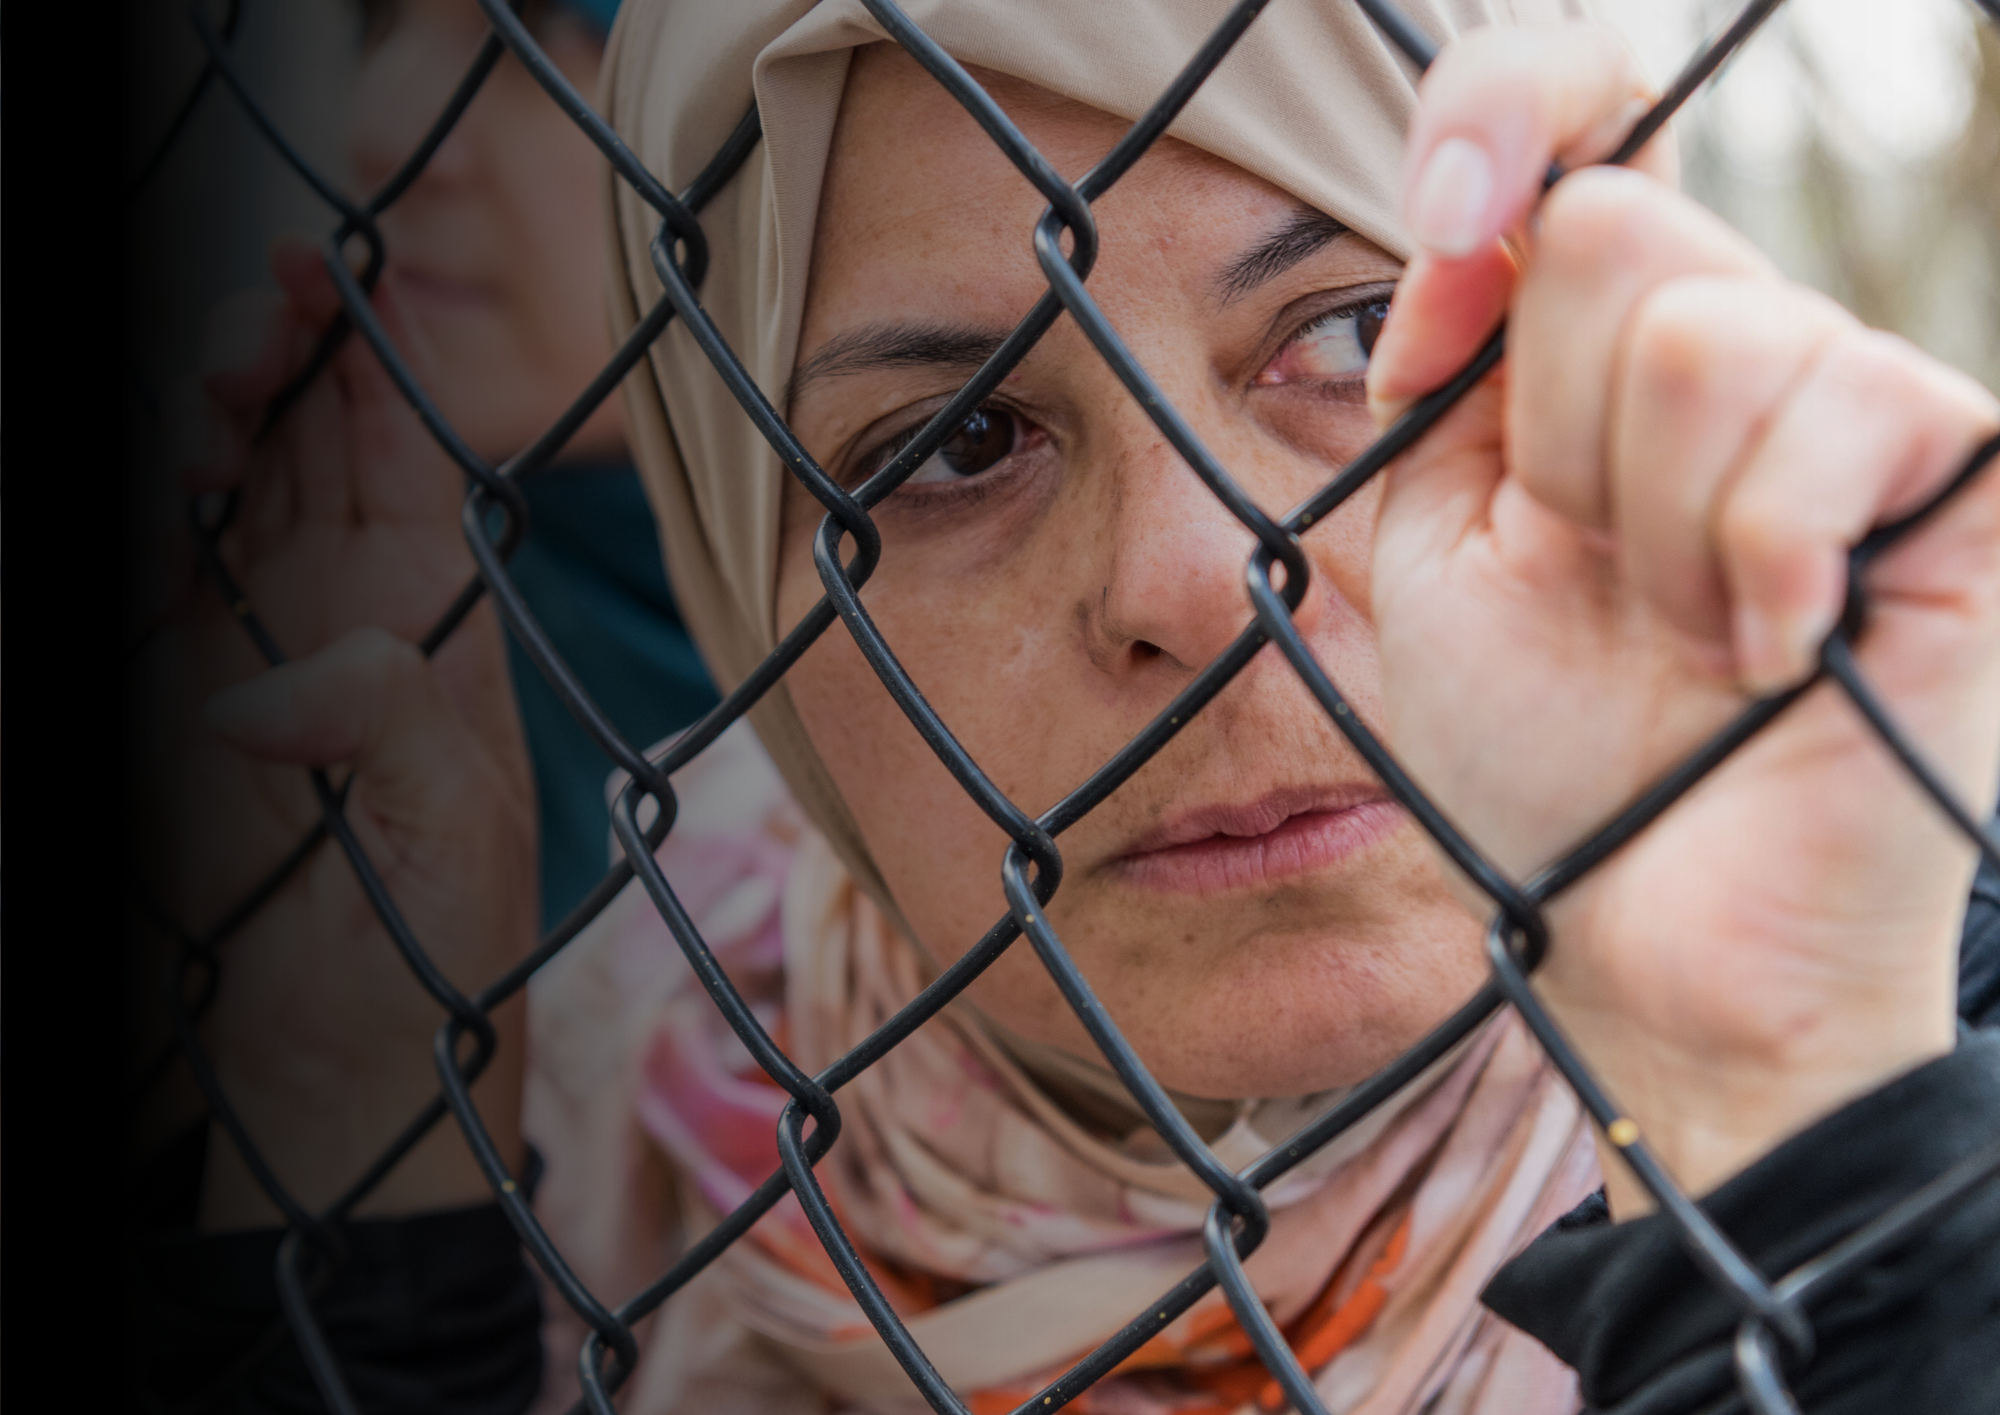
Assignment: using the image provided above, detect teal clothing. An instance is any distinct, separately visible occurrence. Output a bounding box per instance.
[563,0,622,34]
[503,464,719,932]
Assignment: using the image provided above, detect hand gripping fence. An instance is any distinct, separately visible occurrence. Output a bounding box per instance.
[129,1,2000,1412]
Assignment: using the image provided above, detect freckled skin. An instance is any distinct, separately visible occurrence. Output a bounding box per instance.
[778,46,1484,1100]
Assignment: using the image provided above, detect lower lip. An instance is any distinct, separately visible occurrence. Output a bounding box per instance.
[1113,800,1405,896]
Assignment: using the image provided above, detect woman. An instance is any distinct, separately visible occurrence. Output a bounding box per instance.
[131,0,710,1406]
[161,0,2000,1411]
[576,0,2000,1409]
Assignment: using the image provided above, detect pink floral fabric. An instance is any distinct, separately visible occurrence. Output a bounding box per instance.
[525,725,1601,1414]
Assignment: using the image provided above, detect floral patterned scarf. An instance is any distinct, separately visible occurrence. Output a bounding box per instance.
[525,725,1601,1414]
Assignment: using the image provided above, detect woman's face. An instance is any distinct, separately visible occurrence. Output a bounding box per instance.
[779,47,1486,1101]
[350,0,624,462]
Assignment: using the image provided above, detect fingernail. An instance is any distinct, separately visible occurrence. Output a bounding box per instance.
[1408,136,1495,259]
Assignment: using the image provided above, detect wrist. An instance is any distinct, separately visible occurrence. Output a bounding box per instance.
[1593,1005,1956,1220]
[199,1016,524,1231]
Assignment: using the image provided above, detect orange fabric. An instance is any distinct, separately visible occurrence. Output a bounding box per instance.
[1256,1214,1411,1410]
[958,1213,1414,1415]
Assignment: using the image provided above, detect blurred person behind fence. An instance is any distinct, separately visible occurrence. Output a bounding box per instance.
[340,0,717,931]
[130,0,710,1407]
[134,2,2000,1414]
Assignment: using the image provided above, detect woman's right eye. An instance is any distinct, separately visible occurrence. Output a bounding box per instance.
[862,406,1032,488]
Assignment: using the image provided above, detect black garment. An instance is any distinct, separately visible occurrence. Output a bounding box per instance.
[1483,1035,2000,1414]
[130,1127,542,1415]
[133,860,2000,1413]
[1485,849,2000,1414]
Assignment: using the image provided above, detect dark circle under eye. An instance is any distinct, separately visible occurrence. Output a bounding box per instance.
[939,407,1018,478]
[1356,299,1391,358]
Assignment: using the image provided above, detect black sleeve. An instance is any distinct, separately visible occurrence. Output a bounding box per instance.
[130,1123,543,1415]
[1956,843,2000,1030]
[1481,857,2000,1415]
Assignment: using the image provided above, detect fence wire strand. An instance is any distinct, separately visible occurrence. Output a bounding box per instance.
[127,2,2000,1414]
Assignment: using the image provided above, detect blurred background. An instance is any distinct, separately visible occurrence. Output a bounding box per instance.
[1597,0,1998,390]
[123,0,1998,433]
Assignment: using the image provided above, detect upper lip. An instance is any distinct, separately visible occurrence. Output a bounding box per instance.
[1117,783,1393,858]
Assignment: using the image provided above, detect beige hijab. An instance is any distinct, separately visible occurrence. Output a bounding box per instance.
[602,0,1587,911]
[560,7,1602,1410]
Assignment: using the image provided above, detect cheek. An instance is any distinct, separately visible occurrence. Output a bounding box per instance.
[495,124,608,354]
[1310,478,1384,635]
[777,535,1078,949]
[785,627,1023,952]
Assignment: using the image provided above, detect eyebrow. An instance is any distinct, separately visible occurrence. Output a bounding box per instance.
[789,209,1351,400]
[1215,208,1353,303]
[789,322,1010,404]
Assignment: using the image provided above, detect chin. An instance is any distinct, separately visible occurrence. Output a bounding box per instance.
[1126,920,1487,1101]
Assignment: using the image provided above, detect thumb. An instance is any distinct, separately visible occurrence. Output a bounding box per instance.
[1365,242,1517,422]
[1369,374,1509,596]
[205,628,479,820]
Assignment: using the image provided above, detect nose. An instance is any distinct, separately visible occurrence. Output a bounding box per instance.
[348,12,481,194]
[1084,391,1334,680]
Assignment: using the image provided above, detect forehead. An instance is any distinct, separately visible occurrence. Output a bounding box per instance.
[805,44,1304,329]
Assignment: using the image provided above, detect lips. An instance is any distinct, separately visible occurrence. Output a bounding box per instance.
[1111,784,1402,895]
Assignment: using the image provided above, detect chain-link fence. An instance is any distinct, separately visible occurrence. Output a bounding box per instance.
[127,1,2000,1412]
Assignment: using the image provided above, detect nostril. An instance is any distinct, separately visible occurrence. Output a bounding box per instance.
[1131,641,1163,663]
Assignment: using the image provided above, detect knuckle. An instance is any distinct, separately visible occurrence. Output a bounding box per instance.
[1624,279,1732,402]
[1716,478,1792,571]
[332,626,423,694]
[1627,277,1852,417]
[1820,327,1993,430]
[1538,169,1659,277]
[1813,328,1920,405]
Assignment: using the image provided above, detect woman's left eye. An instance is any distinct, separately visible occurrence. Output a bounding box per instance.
[1257,299,1391,386]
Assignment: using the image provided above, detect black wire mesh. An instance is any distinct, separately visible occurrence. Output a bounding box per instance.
[126,1,2000,1412]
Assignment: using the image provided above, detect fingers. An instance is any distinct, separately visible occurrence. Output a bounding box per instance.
[1406,22,1672,255]
[1365,240,1517,426]
[1377,20,2000,704]
[1606,269,1999,692]
[272,232,438,401]
[171,240,343,498]
[1709,331,2000,690]
[1510,170,1773,530]
[172,290,297,493]
[268,233,345,329]
[206,628,485,817]
[172,232,458,546]
[1371,21,1676,414]
[1609,276,1851,658]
